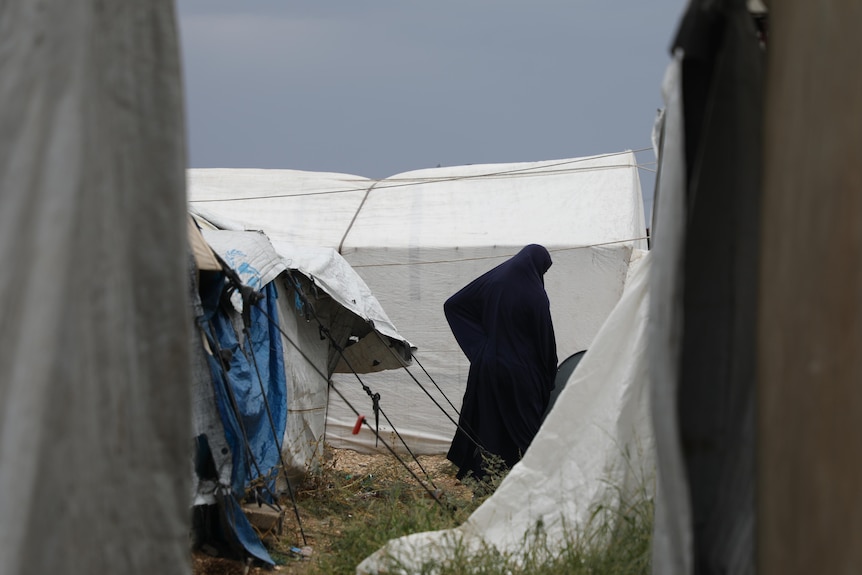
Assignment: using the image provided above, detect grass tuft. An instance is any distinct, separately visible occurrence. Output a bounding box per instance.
[264,445,653,575]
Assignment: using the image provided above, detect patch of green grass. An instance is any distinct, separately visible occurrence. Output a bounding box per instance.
[383,491,653,575]
[454,451,510,502]
[311,486,459,575]
[272,446,653,575]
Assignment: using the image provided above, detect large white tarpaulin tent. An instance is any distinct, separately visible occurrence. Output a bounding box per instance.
[188,150,648,454]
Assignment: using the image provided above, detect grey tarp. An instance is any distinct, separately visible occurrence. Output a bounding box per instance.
[0,2,191,574]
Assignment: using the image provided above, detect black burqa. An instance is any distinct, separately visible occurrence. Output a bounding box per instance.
[444,244,558,480]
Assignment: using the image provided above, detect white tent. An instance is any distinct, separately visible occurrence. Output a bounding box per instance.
[357,250,654,574]
[191,225,413,483]
[188,150,648,454]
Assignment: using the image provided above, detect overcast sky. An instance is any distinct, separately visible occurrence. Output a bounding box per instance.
[177,1,687,213]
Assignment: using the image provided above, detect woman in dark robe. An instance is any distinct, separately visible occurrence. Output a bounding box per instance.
[444,244,558,480]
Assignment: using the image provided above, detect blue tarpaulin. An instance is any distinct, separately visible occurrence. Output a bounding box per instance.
[201,279,287,565]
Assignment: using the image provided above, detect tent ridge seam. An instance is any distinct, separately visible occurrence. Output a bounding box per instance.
[338,179,380,254]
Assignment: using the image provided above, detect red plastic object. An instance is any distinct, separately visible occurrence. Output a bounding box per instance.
[351,415,366,435]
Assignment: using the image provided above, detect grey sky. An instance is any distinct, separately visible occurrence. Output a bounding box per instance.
[177,1,687,216]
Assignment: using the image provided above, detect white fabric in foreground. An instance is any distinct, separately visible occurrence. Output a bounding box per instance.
[357,251,655,574]
[648,52,694,575]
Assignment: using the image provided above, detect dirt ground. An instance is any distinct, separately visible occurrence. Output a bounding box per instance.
[192,449,471,575]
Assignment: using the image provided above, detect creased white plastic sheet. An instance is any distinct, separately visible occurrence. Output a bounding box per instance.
[194,221,412,356]
[269,240,410,349]
[357,251,655,574]
[338,153,647,251]
[648,52,694,575]
[188,153,647,252]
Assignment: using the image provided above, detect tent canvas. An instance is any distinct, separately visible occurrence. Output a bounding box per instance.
[188,224,413,563]
[357,250,655,573]
[188,150,648,455]
[191,226,413,482]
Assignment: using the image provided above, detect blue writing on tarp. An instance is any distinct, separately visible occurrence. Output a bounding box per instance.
[223,249,261,288]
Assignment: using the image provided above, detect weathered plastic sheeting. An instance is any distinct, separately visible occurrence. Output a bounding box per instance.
[188,152,648,454]
[201,229,287,309]
[648,53,693,575]
[189,168,373,247]
[190,263,233,506]
[0,1,191,574]
[199,230,413,374]
[357,251,654,575]
[189,153,646,252]
[268,240,415,374]
[272,278,330,481]
[191,205,248,232]
[199,229,413,479]
[195,279,284,566]
[338,153,647,252]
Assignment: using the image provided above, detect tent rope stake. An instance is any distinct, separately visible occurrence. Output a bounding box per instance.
[372,392,381,447]
[326,380,453,513]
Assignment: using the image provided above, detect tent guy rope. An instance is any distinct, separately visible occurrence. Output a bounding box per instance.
[348,236,650,269]
[250,275,460,512]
